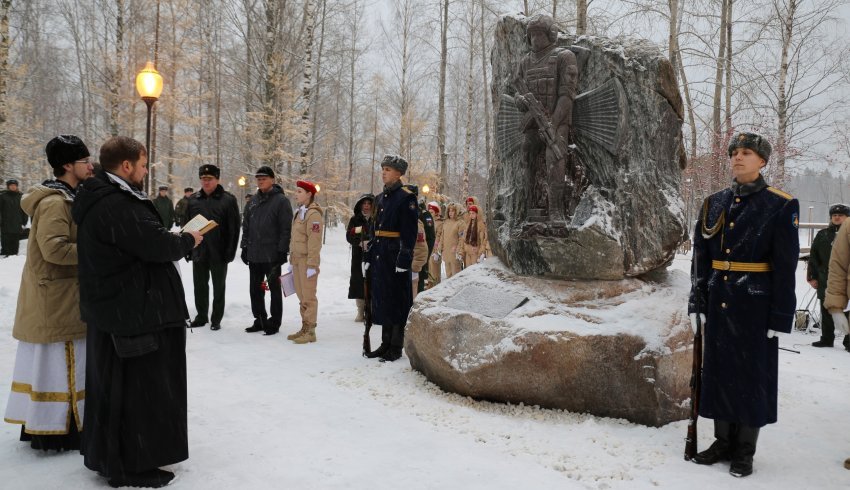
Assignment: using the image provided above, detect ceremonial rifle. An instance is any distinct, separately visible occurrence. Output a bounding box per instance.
[684,245,703,461]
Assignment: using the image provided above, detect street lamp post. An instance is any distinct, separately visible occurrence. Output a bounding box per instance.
[237,176,247,213]
[135,61,163,195]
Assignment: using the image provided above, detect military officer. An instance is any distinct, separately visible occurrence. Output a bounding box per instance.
[688,132,799,478]
[364,155,419,362]
[417,199,435,293]
[807,203,850,349]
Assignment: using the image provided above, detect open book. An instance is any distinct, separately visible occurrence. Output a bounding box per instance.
[181,214,218,235]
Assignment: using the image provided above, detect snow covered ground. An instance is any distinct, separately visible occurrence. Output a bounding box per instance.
[1,228,848,489]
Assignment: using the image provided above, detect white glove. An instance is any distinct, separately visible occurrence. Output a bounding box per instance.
[286,263,293,273]
[478,253,485,262]
[411,272,419,281]
[833,312,850,335]
[306,268,317,278]
[688,313,706,334]
[431,253,439,262]
[395,267,407,273]
[767,329,777,339]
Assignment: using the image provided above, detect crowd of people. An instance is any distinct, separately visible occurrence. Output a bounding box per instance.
[1,133,494,487]
[4,130,847,486]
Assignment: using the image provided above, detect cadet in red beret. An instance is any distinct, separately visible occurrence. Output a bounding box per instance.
[287,180,324,343]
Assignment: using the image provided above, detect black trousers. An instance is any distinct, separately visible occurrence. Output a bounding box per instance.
[249,262,282,327]
[1,232,20,255]
[193,261,228,325]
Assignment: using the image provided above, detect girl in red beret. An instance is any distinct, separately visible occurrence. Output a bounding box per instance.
[287,180,323,344]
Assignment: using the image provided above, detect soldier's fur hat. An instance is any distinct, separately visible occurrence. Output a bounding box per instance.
[727,132,772,163]
[527,15,559,43]
[199,164,220,179]
[380,154,408,175]
[829,203,850,217]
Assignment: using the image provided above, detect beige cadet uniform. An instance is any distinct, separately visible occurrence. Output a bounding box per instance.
[429,216,444,285]
[462,216,488,267]
[289,202,323,341]
[438,204,464,278]
[412,220,428,298]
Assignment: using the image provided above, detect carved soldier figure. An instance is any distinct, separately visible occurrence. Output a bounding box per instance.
[514,14,579,222]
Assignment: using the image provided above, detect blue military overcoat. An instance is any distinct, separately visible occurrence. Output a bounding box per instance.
[367,181,419,326]
[688,175,799,427]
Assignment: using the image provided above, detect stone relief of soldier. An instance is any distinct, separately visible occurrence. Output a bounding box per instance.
[513,15,582,223]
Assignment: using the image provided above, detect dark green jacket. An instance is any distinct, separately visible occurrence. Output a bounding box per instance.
[808,224,839,299]
[153,195,175,229]
[174,196,191,227]
[0,189,27,234]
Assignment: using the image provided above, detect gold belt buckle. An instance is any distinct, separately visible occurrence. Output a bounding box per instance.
[721,261,731,271]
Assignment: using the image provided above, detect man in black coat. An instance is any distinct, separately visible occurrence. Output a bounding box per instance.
[806,203,850,349]
[174,186,194,227]
[152,185,175,228]
[364,155,418,362]
[187,164,241,330]
[72,136,202,488]
[346,193,374,322]
[0,178,27,256]
[240,165,293,335]
[417,200,435,293]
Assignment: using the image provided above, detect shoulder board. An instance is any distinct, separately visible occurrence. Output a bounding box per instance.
[766,187,793,200]
[401,186,414,194]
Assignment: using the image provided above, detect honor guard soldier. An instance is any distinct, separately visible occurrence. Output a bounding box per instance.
[688,132,799,478]
[364,155,419,362]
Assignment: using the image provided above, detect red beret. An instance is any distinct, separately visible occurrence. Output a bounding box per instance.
[468,205,479,213]
[297,180,318,195]
[427,203,440,214]
[466,197,475,204]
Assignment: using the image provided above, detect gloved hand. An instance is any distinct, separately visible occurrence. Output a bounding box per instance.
[306,268,317,278]
[689,313,706,333]
[478,253,485,263]
[395,267,407,273]
[833,312,850,335]
[411,271,419,281]
[767,329,777,339]
[241,248,248,265]
[431,253,440,262]
[362,262,369,275]
[286,263,293,273]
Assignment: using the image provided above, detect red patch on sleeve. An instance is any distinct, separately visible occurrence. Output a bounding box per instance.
[312,222,321,233]
[417,231,425,242]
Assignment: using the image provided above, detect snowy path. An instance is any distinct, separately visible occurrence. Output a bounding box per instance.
[1,230,848,489]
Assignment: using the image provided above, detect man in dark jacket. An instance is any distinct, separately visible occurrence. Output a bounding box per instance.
[364,155,418,362]
[0,179,27,256]
[152,185,175,228]
[417,200,435,293]
[807,203,850,349]
[187,165,241,330]
[73,136,202,488]
[346,193,374,322]
[174,187,194,227]
[241,165,293,335]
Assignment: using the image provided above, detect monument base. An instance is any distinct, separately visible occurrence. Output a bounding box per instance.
[405,258,692,427]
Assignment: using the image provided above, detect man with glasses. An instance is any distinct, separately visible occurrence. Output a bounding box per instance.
[4,135,93,451]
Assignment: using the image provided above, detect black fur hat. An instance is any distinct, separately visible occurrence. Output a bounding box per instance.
[829,203,850,217]
[380,155,408,175]
[45,135,90,168]
[199,164,221,179]
[727,132,772,163]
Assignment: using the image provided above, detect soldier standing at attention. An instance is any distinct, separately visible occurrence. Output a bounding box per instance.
[688,132,799,478]
[174,187,194,228]
[807,204,850,350]
[427,202,444,286]
[152,185,175,229]
[437,203,464,278]
[364,155,419,362]
[0,179,27,256]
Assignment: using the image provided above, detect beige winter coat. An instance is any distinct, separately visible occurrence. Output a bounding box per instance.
[13,184,86,343]
[290,202,323,268]
[461,217,489,258]
[437,215,464,259]
[825,219,850,312]
[412,220,428,273]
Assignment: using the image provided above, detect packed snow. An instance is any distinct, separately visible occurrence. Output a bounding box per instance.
[1,228,848,489]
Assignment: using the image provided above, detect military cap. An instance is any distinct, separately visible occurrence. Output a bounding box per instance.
[296,180,318,195]
[829,203,850,216]
[380,155,408,176]
[255,165,275,178]
[6,179,19,186]
[526,14,558,42]
[184,187,194,193]
[45,135,90,169]
[158,185,169,191]
[728,132,772,163]
[199,164,221,179]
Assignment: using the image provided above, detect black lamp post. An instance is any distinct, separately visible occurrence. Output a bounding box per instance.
[135,61,163,195]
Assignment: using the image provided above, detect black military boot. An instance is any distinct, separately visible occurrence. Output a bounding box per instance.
[693,420,734,465]
[365,325,392,359]
[812,339,833,348]
[380,324,405,362]
[843,335,850,352]
[729,425,759,477]
[245,319,265,333]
